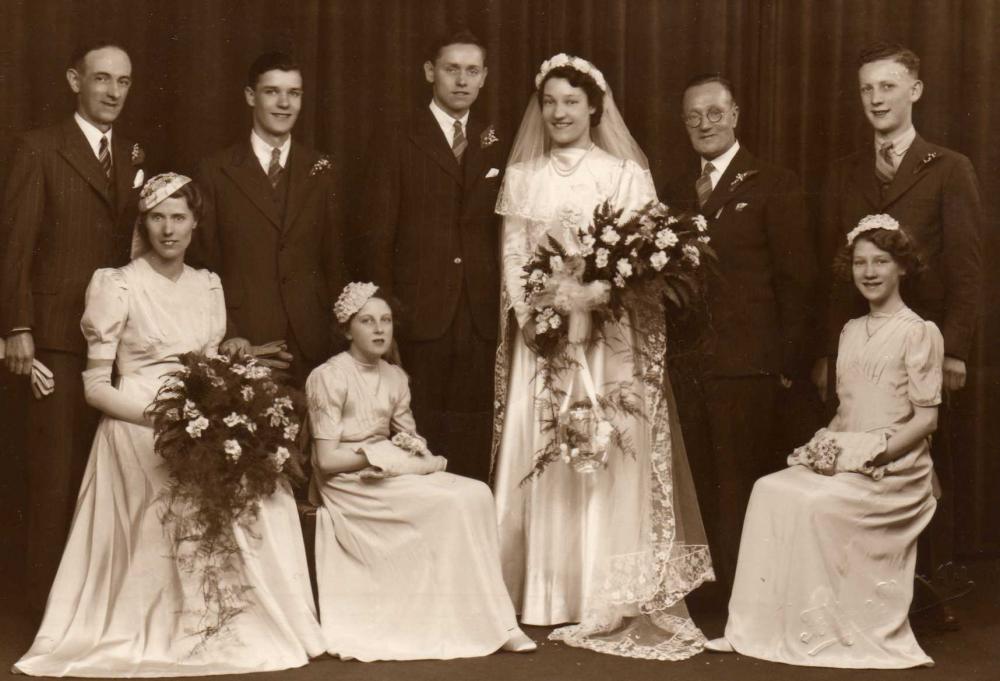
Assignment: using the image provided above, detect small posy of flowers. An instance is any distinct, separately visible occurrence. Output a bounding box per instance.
[728,169,758,192]
[309,155,333,176]
[788,433,842,476]
[521,199,715,359]
[915,152,939,173]
[480,125,499,148]
[131,143,145,165]
[391,431,432,457]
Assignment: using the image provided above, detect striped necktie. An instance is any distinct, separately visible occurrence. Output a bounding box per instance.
[696,161,715,209]
[267,147,282,188]
[875,141,895,185]
[452,119,467,162]
[98,135,112,181]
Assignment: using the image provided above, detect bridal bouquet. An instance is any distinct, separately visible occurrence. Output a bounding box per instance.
[520,200,713,480]
[147,352,306,643]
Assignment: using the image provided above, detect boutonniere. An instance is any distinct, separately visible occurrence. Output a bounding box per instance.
[735,202,749,212]
[914,152,939,173]
[728,169,758,192]
[480,125,499,149]
[130,143,145,166]
[309,156,332,177]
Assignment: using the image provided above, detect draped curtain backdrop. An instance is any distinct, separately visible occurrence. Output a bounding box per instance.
[1,0,997,560]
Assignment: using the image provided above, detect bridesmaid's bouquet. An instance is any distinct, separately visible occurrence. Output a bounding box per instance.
[520,200,714,480]
[148,352,306,644]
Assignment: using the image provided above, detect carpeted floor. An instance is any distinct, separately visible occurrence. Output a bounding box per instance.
[3,560,997,681]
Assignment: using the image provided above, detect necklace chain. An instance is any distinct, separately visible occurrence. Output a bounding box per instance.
[550,144,595,177]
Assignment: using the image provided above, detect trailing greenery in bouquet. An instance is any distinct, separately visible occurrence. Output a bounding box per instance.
[147,352,306,644]
[520,199,714,481]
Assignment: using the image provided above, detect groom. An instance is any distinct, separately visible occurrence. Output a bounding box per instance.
[0,41,142,612]
[354,29,507,483]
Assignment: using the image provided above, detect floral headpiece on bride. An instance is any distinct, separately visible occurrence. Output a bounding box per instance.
[846,213,900,246]
[534,53,608,93]
[139,172,192,212]
[334,282,379,323]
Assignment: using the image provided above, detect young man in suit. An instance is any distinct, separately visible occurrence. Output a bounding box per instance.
[192,52,346,384]
[354,30,507,483]
[0,41,143,613]
[663,74,817,597]
[815,43,983,626]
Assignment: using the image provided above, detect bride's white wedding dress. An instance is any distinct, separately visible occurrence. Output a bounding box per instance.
[493,146,713,660]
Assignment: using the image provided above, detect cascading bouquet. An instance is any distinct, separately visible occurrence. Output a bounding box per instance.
[521,199,714,480]
[147,352,306,645]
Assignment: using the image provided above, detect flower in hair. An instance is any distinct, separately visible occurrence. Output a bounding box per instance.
[535,53,608,93]
[846,213,900,245]
[139,173,192,212]
[334,282,379,323]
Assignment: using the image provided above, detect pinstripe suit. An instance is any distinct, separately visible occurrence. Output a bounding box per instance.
[0,117,141,610]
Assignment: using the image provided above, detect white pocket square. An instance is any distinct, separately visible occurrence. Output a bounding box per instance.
[485,167,500,178]
[735,202,749,212]
[132,169,144,188]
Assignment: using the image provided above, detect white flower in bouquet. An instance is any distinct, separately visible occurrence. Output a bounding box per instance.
[283,422,300,442]
[269,446,290,471]
[246,365,271,380]
[613,274,626,288]
[600,226,621,245]
[240,385,255,401]
[625,232,642,245]
[593,420,614,450]
[185,415,209,438]
[693,215,708,232]
[580,232,596,255]
[274,396,294,411]
[223,412,243,428]
[666,214,679,225]
[682,244,701,266]
[549,313,562,329]
[265,406,289,427]
[595,248,610,268]
[549,255,565,273]
[698,235,711,244]
[650,251,670,271]
[224,439,242,462]
[183,399,200,418]
[229,363,248,376]
[528,268,546,285]
[616,258,633,278]
[655,228,678,249]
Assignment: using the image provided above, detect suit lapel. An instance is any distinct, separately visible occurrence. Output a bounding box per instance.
[282,142,311,231]
[222,141,281,229]
[881,135,932,208]
[57,118,112,206]
[847,149,882,210]
[702,147,754,219]
[410,107,463,185]
[112,134,134,218]
[462,113,490,191]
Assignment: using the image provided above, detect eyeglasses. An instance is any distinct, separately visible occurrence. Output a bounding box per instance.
[683,108,731,128]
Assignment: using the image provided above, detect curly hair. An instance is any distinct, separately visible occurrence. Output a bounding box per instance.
[832,227,926,282]
[537,64,604,128]
[136,181,204,249]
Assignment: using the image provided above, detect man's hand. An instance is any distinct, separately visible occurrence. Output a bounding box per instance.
[220,337,252,357]
[943,356,967,392]
[810,357,829,402]
[5,331,35,375]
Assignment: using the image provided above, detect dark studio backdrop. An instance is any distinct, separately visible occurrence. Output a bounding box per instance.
[1,0,998,585]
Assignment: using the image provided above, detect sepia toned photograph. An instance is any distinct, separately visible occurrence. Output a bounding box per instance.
[0,1,997,679]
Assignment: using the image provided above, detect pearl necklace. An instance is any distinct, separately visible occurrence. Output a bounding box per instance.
[351,355,382,395]
[549,144,595,177]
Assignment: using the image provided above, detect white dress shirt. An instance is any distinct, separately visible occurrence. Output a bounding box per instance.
[701,140,741,190]
[75,112,112,161]
[874,125,917,171]
[250,130,291,174]
[429,99,469,147]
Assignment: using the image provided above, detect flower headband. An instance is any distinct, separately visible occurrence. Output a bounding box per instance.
[534,53,608,93]
[334,282,379,323]
[846,213,900,246]
[139,172,192,212]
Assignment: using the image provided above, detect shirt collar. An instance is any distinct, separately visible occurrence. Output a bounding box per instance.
[74,112,112,158]
[875,125,916,157]
[250,130,291,173]
[429,99,470,144]
[701,140,740,182]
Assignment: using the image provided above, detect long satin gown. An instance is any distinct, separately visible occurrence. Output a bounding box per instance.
[493,146,713,660]
[724,307,941,668]
[306,352,520,661]
[15,259,324,677]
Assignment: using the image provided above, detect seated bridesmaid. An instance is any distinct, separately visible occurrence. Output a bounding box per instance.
[707,215,941,668]
[305,282,536,661]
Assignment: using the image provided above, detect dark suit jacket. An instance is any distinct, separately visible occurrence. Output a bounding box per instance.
[0,118,140,354]
[353,106,507,342]
[192,139,346,366]
[664,146,817,378]
[820,135,983,360]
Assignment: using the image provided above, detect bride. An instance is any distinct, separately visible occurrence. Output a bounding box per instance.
[492,54,713,660]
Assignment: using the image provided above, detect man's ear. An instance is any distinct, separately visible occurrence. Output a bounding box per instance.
[423,61,436,84]
[732,105,740,129]
[66,68,82,94]
[244,86,256,107]
[909,79,924,103]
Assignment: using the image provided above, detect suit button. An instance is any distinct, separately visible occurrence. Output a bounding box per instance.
[453,257,462,264]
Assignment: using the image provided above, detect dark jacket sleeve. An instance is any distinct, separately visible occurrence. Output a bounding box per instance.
[0,135,45,334]
[939,153,983,360]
